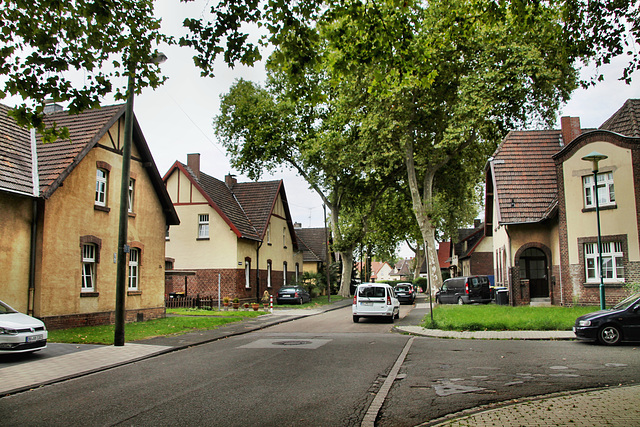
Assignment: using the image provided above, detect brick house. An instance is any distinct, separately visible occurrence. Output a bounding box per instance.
[0,103,179,329]
[163,154,303,303]
[485,99,640,306]
[447,220,494,279]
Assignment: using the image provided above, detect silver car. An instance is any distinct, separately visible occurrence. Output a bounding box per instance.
[0,300,48,353]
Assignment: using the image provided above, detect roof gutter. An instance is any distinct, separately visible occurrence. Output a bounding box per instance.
[28,128,39,316]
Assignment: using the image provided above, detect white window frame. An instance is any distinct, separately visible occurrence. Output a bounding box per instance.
[128,178,135,213]
[245,260,251,289]
[82,244,96,291]
[583,172,615,209]
[267,261,272,288]
[283,262,288,286]
[128,248,139,290]
[95,169,107,206]
[585,241,624,283]
[198,214,210,239]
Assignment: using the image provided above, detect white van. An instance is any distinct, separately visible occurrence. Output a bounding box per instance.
[352,283,400,323]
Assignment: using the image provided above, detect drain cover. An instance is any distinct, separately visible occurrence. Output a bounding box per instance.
[273,340,313,346]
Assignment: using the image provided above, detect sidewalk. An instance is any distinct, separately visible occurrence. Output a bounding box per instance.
[2,298,638,426]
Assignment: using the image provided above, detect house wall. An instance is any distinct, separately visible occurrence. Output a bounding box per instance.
[0,192,34,312]
[560,138,639,305]
[37,136,168,328]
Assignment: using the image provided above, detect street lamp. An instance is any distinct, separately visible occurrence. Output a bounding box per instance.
[581,151,608,310]
[114,53,167,346]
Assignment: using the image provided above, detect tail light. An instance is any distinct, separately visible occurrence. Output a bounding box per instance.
[465,282,469,295]
[353,295,357,305]
[387,294,392,305]
[294,292,299,298]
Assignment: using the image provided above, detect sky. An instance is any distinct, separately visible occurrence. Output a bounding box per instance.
[5,1,640,258]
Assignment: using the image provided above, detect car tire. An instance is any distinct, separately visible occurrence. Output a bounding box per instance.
[598,324,622,345]
[457,297,464,305]
[353,315,359,323]
[394,310,400,319]
[435,296,441,304]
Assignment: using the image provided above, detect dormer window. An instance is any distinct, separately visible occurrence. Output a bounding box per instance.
[583,172,615,209]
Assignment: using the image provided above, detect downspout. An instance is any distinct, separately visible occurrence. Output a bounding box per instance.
[28,128,40,316]
[256,240,263,303]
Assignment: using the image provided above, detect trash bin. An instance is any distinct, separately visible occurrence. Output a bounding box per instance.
[496,288,509,305]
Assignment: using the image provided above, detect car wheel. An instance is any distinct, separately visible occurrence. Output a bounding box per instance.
[457,297,464,305]
[394,309,400,319]
[435,296,440,304]
[598,324,622,345]
[353,315,359,323]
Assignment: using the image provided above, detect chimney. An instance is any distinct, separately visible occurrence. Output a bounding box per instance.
[43,99,63,115]
[561,116,581,146]
[225,174,237,189]
[187,153,200,180]
[294,222,302,229]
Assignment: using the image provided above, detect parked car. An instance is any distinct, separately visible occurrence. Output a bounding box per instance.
[352,283,400,323]
[0,299,48,353]
[394,283,416,304]
[276,286,311,305]
[573,292,640,345]
[435,276,492,305]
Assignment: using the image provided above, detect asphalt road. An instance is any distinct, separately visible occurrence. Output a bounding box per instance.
[1,302,639,426]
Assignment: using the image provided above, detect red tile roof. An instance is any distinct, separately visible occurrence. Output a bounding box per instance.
[600,99,640,137]
[489,130,563,224]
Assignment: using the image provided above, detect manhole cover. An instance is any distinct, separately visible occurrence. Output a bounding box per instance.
[273,340,313,346]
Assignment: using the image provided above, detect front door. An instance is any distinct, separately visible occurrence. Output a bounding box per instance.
[519,248,548,298]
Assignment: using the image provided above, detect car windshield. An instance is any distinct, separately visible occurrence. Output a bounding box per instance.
[395,286,410,292]
[611,292,640,310]
[358,286,386,298]
[0,301,18,314]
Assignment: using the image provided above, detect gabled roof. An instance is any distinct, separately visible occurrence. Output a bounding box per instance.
[0,102,179,224]
[452,223,485,259]
[391,258,412,276]
[488,130,563,224]
[296,227,328,263]
[167,162,297,247]
[437,242,451,269]
[600,99,640,137]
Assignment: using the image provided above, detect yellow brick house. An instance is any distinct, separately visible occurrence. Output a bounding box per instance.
[163,154,303,302]
[0,103,179,328]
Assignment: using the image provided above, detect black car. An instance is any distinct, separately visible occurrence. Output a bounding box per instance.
[573,292,640,345]
[276,286,311,305]
[394,283,416,304]
[435,276,492,305]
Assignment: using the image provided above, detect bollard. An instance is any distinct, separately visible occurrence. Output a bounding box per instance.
[270,294,273,314]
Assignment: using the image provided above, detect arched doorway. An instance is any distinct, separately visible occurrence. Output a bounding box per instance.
[519,248,548,298]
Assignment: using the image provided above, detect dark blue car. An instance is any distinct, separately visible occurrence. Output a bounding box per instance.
[573,292,640,345]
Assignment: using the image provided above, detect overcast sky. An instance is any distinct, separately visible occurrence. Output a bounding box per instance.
[5,1,640,258]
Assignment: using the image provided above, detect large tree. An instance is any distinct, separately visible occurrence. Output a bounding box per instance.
[0,0,170,141]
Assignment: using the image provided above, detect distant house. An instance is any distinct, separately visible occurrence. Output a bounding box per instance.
[485,99,640,306]
[0,103,179,329]
[163,154,303,302]
[295,226,331,274]
[448,220,493,278]
[390,258,412,281]
[437,242,452,280]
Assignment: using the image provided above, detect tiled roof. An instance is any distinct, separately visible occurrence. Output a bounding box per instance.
[179,165,295,244]
[296,227,328,263]
[600,99,640,137]
[0,102,179,225]
[453,224,485,259]
[0,104,33,196]
[490,130,563,224]
[437,242,451,269]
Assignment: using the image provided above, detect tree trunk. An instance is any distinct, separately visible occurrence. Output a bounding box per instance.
[338,250,354,297]
[410,242,425,281]
[404,139,444,296]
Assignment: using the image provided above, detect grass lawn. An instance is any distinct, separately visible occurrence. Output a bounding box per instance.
[423,304,599,331]
[48,295,346,345]
[49,311,263,345]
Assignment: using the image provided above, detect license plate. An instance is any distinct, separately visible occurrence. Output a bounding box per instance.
[26,335,43,343]
[282,295,291,297]
[397,293,406,296]
[360,302,373,306]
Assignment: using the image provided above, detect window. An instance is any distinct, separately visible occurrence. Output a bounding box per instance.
[267,224,271,244]
[583,172,615,208]
[128,178,135,213]
[585,241,624,282]
[295,263,300,282]
[283,227,287,248]
[82,244,96,291]
[128,248,139,290]
[95,169,108,206]
[267,261,272,288]
[245,260,251,288]
[198,214,209,239]
[283,262,287,286]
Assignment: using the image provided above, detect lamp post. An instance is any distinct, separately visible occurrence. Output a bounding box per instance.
[114,54,167,346]
[581,151,608,310]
